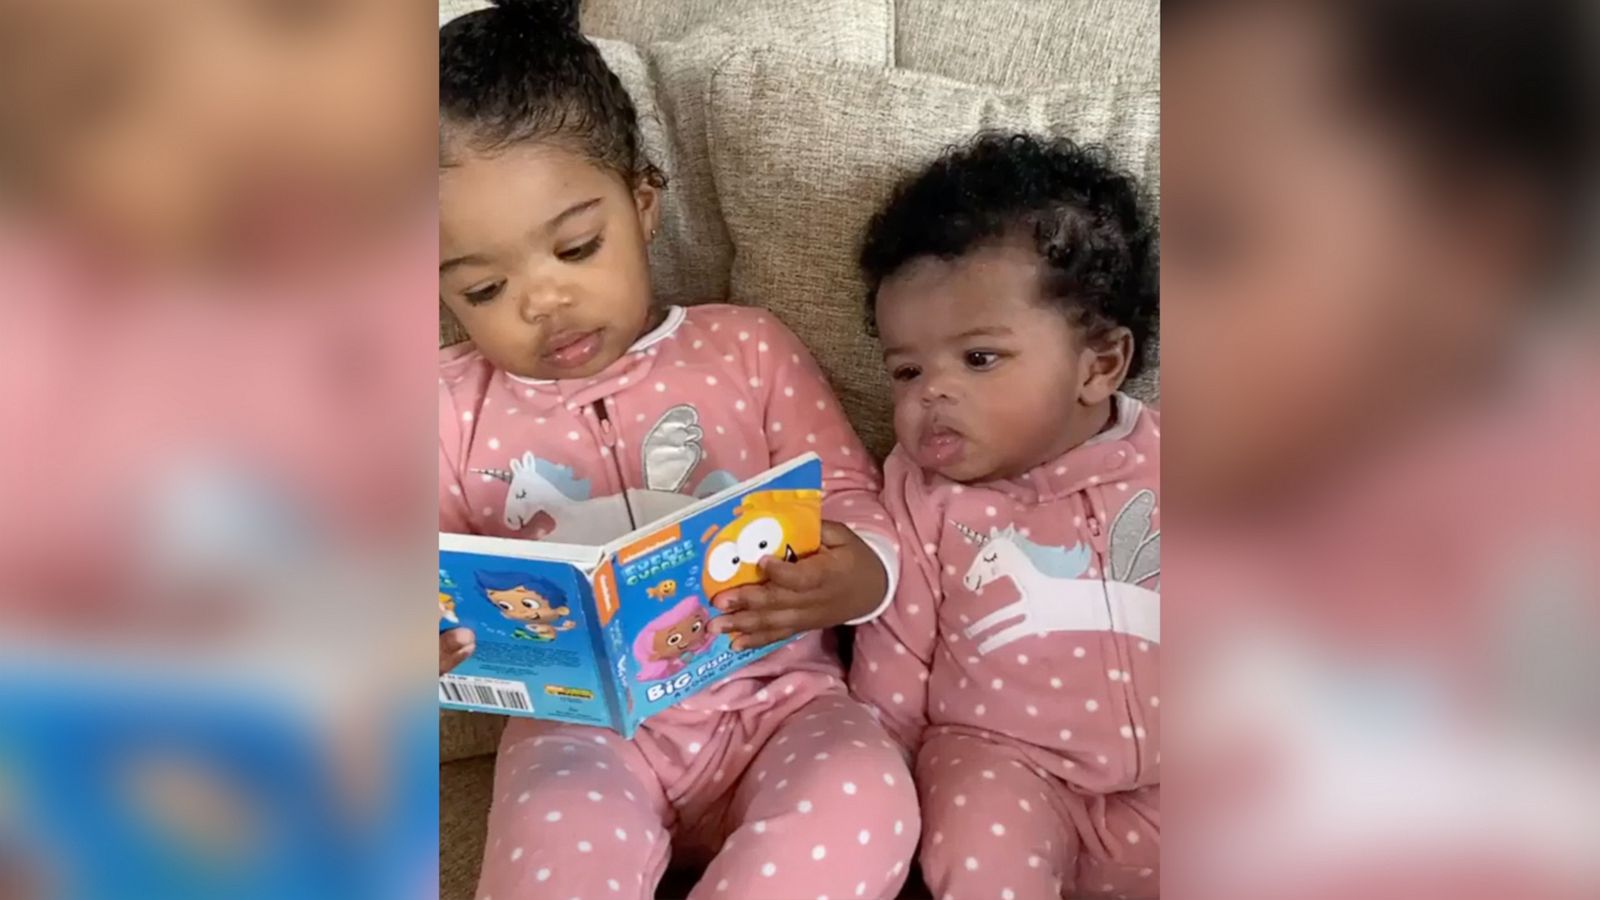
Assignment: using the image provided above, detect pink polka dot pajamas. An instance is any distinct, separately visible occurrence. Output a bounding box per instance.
[852,395,1161,900]
[440,305,919,898]
[480,672,918,900]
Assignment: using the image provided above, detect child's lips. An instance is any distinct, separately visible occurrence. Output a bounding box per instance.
[542,329,604,369]
[918,426,967,467]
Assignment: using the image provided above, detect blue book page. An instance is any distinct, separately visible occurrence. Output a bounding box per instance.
[604,455,824,731]
[438,552,615,729]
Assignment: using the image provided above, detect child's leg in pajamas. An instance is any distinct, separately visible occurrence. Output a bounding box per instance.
[1067,784,1159,900]
[475,723,673,900]
[694,693,921,900]
[917,733,1076,900]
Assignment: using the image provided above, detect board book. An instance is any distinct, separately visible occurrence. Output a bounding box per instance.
[438,453,822,737]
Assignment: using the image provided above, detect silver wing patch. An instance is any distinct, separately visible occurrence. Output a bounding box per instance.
[641,404,704,494]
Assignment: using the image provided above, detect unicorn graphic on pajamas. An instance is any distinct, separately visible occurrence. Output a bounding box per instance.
[959,490,1162,654]
[470,405,742,543]
[470,453,617,540]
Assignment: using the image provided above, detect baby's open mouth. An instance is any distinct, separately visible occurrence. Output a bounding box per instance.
[542,329,604,369]
[918,425,968,468]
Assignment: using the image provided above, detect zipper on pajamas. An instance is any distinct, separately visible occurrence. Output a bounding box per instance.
[593,399,637,530]
[1088,492,1146,781]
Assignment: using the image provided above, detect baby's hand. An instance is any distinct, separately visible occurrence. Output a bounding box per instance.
[710,521,888,650]
[440,627,475,675]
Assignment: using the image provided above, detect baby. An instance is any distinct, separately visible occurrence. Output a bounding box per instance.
[437,3,918,898]
[850,133,1161,899]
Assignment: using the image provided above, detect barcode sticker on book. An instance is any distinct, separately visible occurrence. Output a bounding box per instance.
[440,675,533,713]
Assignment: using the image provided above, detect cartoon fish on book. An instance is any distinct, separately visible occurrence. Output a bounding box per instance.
[646,579,678,601]
[701,489,823,596]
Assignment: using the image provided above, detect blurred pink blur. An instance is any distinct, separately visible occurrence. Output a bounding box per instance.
[0,2,438,897]
[1163,1,1599,897]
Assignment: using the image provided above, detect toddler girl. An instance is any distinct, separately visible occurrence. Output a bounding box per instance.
[850,133,1161,899]
[437,3,918,898]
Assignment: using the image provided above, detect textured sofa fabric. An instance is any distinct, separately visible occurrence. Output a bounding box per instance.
[708,48,1160,458]
[894,0,1160,88]
[442,0,895,55]
[583,0,894,58]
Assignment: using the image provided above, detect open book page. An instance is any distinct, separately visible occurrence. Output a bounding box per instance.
[623,489,699,534]
[437,531,603,568]
[602,454,823,729]
[438,551,616,726]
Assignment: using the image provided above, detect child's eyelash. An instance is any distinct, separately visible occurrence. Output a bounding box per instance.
[463,282,504,305]
[557,235,604,262]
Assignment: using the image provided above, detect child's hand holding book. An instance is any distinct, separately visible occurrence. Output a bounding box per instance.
[709,521,889,650]
[440,627,474,675]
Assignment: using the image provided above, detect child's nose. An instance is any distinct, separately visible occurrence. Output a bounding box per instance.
[516,279,573,323]
[920,373,958,405]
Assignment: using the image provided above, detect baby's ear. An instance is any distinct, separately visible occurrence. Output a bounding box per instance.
[634,178,663,242]
[1078,327,1134,406]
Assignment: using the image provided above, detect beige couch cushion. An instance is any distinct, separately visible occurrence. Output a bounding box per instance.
[597,0,895,307]
[440,755,496,900]
[708,49,1160,458]
[895,0,1160,88]
[583,0,893,57]
[440,708,508,763]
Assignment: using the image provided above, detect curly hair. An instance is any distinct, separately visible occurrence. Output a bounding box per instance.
[439,0,663,187]
[860,133,1158,380]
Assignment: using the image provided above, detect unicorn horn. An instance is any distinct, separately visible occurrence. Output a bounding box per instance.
[954,523,988,545]
[470,468,513,483]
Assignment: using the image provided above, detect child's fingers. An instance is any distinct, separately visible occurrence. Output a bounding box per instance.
[731,627,796,651]
[711,586,754,613]
[716,604,810,637]
[710,589,755,624]
[759,554,825,591]
[721,583,803,614]
[439,627,475,675]
[712,609,763,635]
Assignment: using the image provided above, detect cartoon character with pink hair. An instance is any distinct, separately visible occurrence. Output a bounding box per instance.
[633,597,714,682]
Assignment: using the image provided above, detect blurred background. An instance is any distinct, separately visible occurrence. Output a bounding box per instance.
[0,1,439,898]
[1161,0,1600,898]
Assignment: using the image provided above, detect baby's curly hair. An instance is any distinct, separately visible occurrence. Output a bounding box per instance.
[860,133,1158,379]
[439,0,663,188]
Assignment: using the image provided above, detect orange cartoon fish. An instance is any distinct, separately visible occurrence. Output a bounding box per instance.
[700,489,823,598]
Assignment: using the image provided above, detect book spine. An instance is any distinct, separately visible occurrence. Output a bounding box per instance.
[586,559,632,737]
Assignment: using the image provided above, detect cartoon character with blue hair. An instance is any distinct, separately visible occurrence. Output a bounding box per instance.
[475,571,578,641]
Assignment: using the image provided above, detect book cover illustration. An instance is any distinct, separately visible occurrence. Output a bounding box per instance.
[439,454,823,736]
